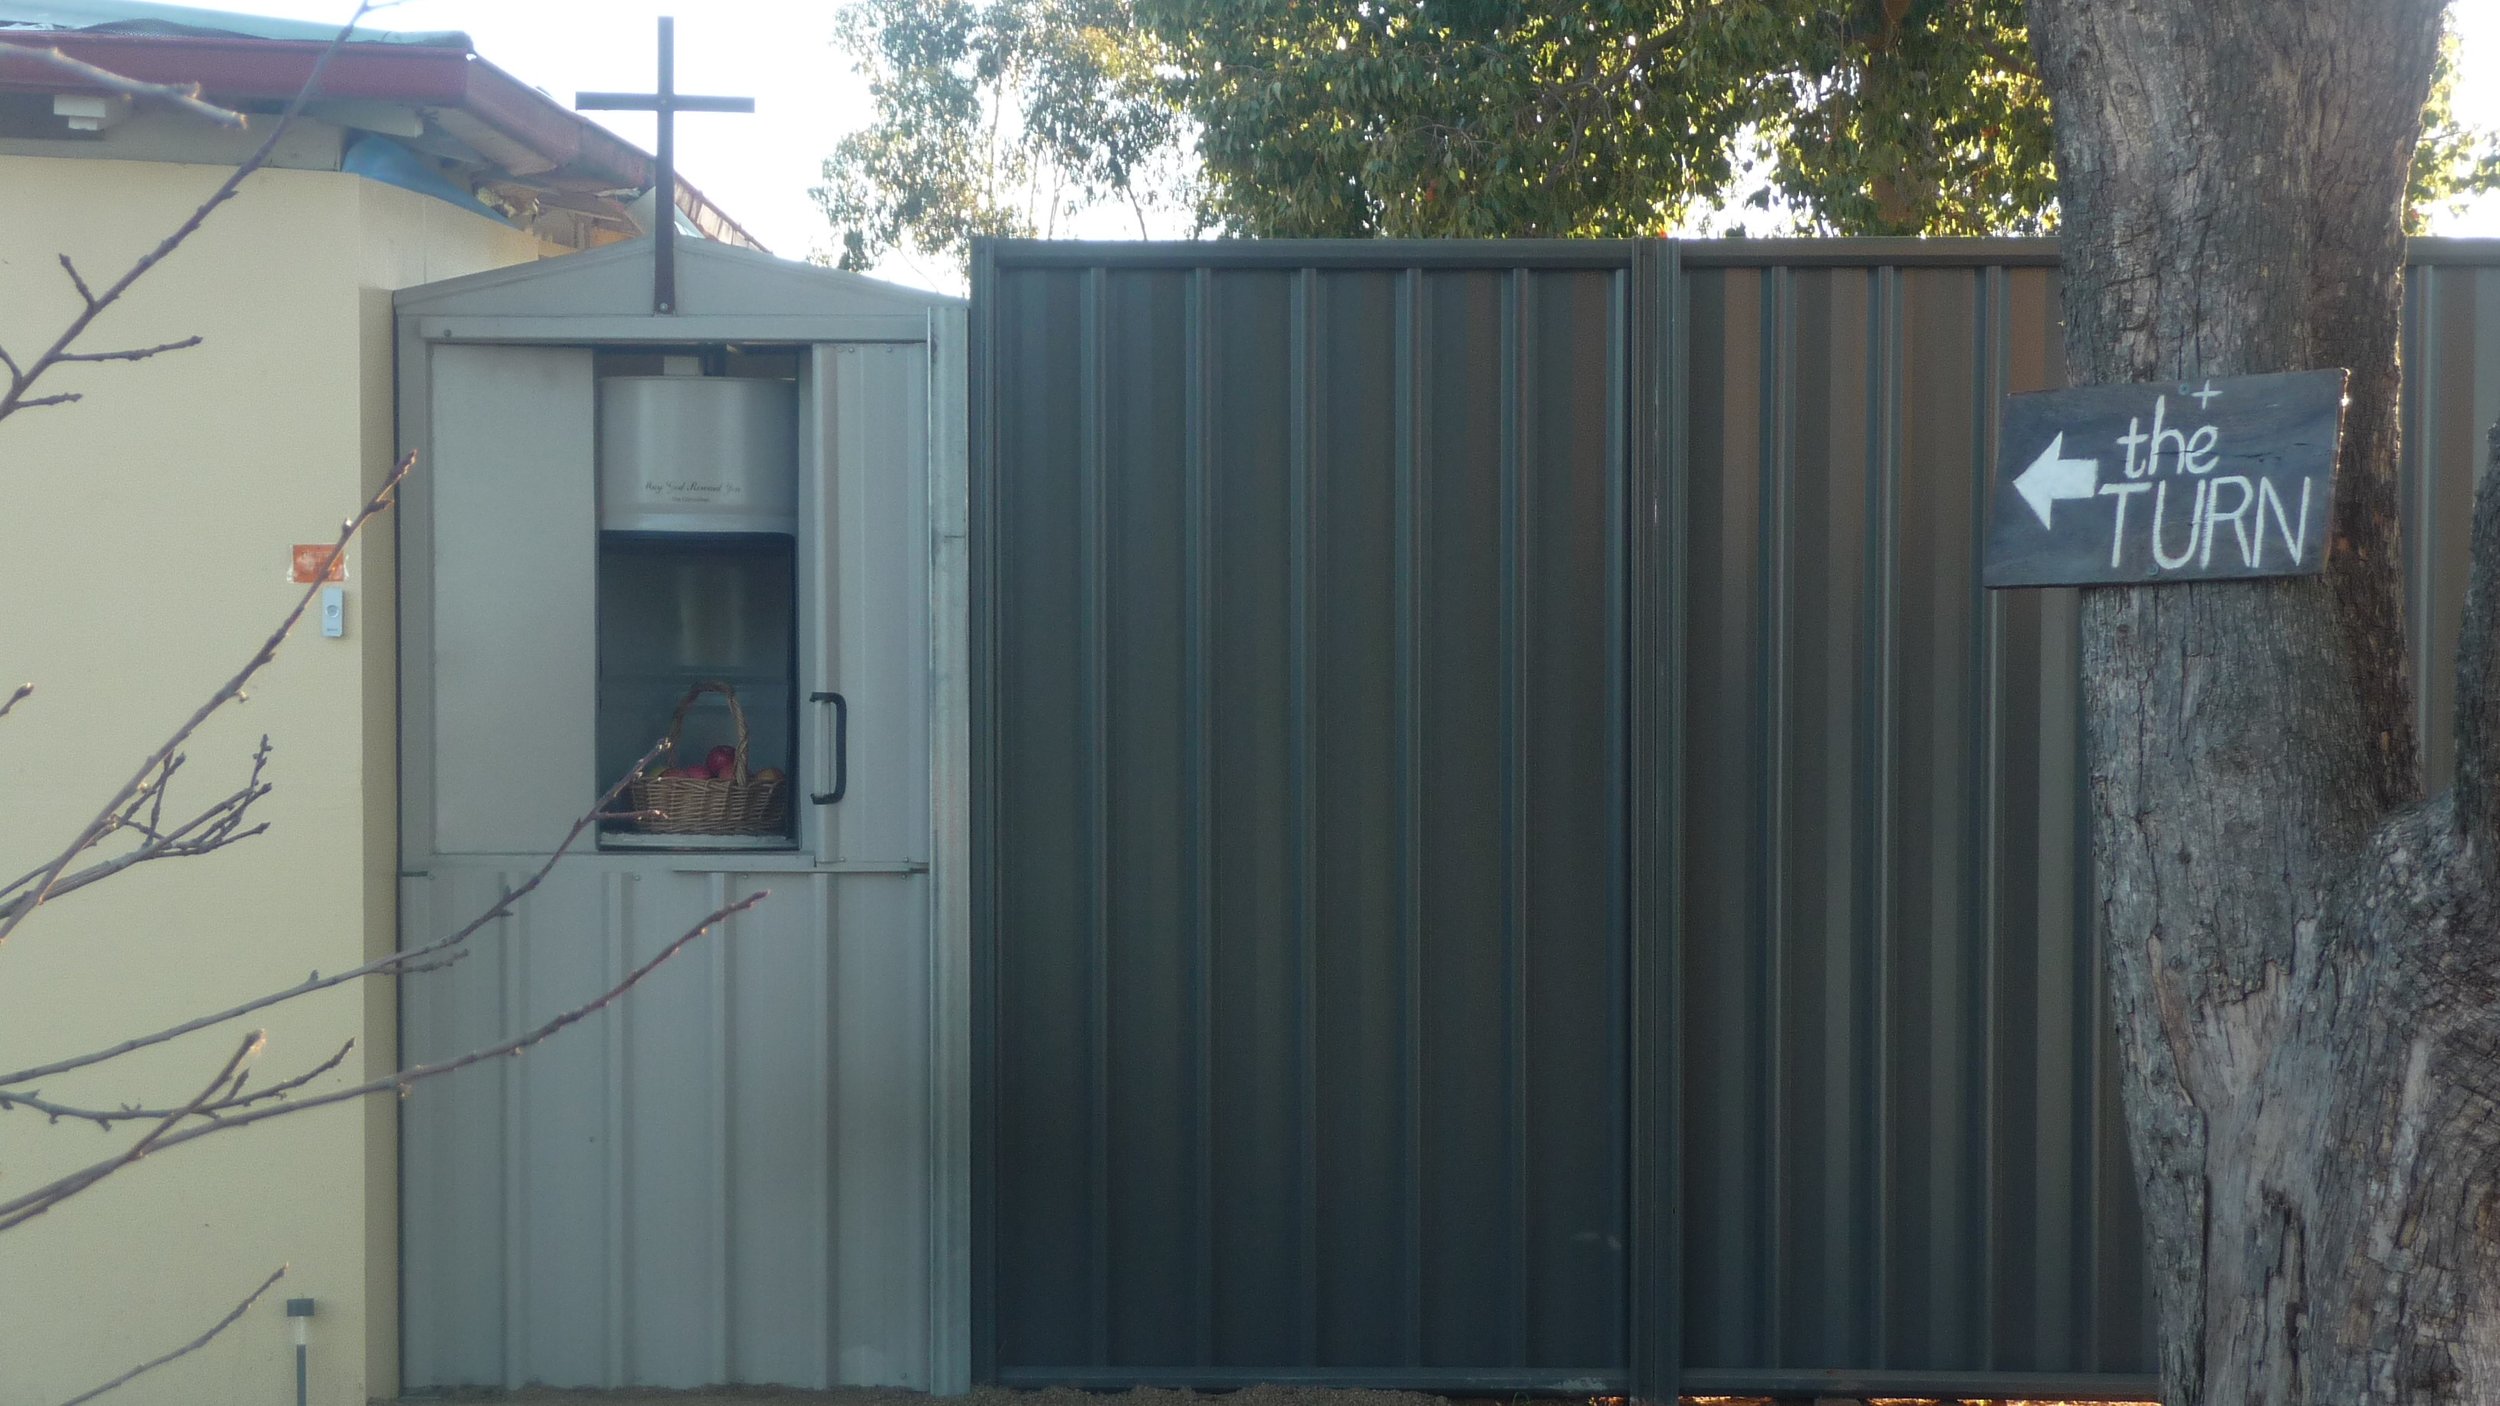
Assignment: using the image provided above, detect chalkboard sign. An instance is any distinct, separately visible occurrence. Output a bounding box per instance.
[1982,369,2347,588]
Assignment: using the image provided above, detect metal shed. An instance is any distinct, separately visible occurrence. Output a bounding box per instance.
[971,237,2500,1402]
[392,237,972,1394]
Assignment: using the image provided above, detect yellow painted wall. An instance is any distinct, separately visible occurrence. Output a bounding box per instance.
[0,155,543,1406]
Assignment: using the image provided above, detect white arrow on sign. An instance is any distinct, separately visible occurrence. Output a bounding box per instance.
[2013,432,2101,528]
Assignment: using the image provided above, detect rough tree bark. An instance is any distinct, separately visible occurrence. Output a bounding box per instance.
[2024,3,2498,1402]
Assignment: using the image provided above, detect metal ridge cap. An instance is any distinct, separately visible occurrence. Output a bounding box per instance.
[980,237,1643,269]
[2406,236,2500,266]
[1673,235,2064,267]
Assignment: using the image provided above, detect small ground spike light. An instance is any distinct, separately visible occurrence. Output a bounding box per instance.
[286,1297,314,1406]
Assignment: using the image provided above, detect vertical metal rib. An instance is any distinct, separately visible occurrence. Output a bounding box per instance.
[1290,266,1324,1358]
[2407,265,2439,762]
[603,871,632,1384]
[1974,265,2007,1368]
[1647,236,1690,1402]
[1865,263,1902,1354]
[1396,267,1428,1360]
[501,868,527,1387]
[1501,266,1533,1363]
[708,870,733,1382]
[2080,753,2110,1369]
[812,872,837,1384]
[1186,267,1218,1365]
[1758,264,1793,1363]
[1621,245,1658,1397]
[1081,265,1113,1365]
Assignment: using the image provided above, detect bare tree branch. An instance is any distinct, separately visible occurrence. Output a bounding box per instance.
[56,337,206,365]
[0,42,249,131]
[0,740,273,925]
[0,892,763,1231]
[0,1039,354,1128]
[0,2,386,424]
[57,255,98,310]
[0,1032,264,1233]
[0,731,667,1089]
[0,683,29,722]
[55,1265,285,1406]
[0,452,408,952]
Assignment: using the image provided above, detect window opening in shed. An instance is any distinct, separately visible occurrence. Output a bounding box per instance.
[593,349,802,850]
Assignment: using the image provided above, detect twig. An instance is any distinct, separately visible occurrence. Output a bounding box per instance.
[0,452,409,952]
[58,255,97,309]
[0,1039,354,1128]
[0,729,667,1088]
[0,1032,263,1233]
[54,1266,286,1406]
[57,337,206,365]
[0,892,763,1231]
[0,42,249,130]
[0,741,272,923]
[0,2,385,424]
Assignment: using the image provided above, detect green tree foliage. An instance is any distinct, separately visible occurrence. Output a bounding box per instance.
[817,0,2499,265]
[1144,0,2054,238]
[812,0,1186,271]
[2412,24,2500,234]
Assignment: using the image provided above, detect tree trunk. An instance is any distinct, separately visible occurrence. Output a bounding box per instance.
[2022,2,2500,1402]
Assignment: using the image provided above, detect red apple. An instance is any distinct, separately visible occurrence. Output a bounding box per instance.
[705,744,738,777]
[662,764,707,780]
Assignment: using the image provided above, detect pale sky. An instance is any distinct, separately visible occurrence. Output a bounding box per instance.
[137,0,2500,291]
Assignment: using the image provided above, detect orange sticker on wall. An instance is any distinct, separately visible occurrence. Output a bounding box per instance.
[292,544,347,583]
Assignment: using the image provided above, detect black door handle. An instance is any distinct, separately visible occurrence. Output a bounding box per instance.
[810,691,847,804]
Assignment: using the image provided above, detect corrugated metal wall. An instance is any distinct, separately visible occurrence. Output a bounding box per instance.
[973,244,1644,1390]
[1668,244,2148,1397]
[2400,244,2500,792]
[972,238,2500,1402]
[401,862,935,1390]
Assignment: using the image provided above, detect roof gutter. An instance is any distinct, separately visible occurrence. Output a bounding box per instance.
[0,30,761,249]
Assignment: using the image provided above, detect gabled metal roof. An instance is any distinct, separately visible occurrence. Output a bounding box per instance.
[396,234,959,328]
[0,0,464,46]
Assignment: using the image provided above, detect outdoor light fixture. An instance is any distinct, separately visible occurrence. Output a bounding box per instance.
[286,1297,314,1406]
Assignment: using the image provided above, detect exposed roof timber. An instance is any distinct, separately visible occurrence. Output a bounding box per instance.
[0,30,762,250]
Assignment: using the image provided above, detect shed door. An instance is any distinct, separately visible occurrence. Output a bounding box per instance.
[980,262,1630,1388]
[805,342,933,867]
[419,343,598,854]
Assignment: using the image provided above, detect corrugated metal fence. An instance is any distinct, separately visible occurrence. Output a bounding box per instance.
[974,246,1644,1392]
[973,238,2500,1400]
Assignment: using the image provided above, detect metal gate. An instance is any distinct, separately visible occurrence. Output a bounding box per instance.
[972,243,1654,1390]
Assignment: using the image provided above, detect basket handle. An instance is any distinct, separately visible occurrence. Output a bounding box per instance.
[660,679,751,782]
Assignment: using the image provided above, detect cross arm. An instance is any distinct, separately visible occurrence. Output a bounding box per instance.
[574,92,755,112]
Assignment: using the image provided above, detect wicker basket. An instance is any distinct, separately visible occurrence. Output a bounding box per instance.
[627,681,788,836]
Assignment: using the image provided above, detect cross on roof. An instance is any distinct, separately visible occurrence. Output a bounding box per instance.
[577,17,754,315]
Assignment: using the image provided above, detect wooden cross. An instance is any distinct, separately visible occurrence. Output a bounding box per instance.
[577,17,754,314]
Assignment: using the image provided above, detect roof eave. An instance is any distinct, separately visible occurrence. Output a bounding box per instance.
[0,30,762,250]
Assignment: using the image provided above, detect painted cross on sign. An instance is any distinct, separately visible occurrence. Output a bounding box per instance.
[1982,368,2348,588]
